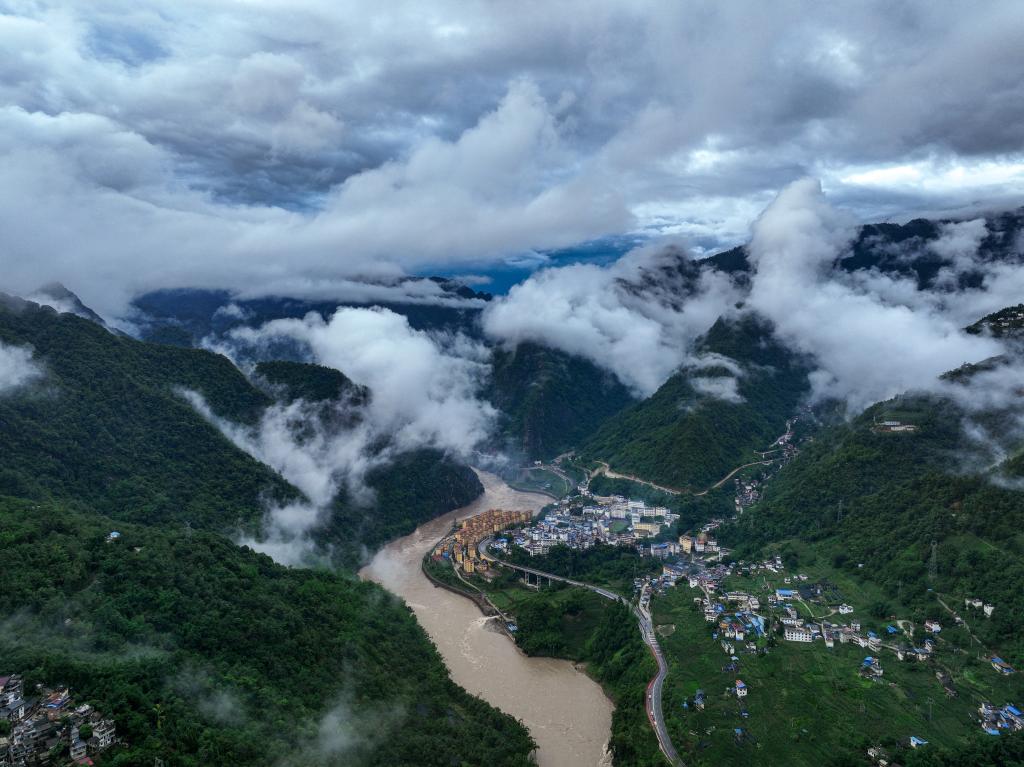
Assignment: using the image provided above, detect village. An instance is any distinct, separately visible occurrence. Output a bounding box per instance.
[0,674,117,767]
[430,495,683,577]
[647,529,1022,748]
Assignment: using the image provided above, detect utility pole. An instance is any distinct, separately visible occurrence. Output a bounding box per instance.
[836,500,843,525]
[926,697,934,722]
[928,541,938,583]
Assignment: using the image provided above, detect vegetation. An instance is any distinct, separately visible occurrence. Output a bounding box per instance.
[0,298,533,765]
[487,341,635,460]
[506,543,659,592]
[583,315,809,489]
[653,582,1024,767]
[723,395,1024,664]
[254,359,368,404]
[0,497,535,766]
[0,297,292,533]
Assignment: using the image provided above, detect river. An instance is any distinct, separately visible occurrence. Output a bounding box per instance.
[360,469,614,767]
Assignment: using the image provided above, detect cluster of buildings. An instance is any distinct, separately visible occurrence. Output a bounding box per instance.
[978,702,1023,735]
[0,675,116,767]
[432,508,533,574]
[512,497,679,557]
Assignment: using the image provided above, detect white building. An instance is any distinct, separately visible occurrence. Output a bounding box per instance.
[784,626,814,642]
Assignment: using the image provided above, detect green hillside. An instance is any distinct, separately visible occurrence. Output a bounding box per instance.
[0,497,534,766]
[582,315,810,489]
[487,341,635,460]
[254,359,369,405]
[0,295,293,533]
[724,393,1024,663]
[0,297,529,764]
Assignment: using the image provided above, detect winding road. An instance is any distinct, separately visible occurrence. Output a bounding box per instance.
[477,539,684,766]
[589,458,775,497]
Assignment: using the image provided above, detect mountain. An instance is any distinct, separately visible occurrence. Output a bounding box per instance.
[27,282,110,326]
[0,296,485,565]
[0,496,534,766]
[131,278,490,347]
[0,295,532,765]
[967,303,1024,341]
[254,360,369,406]
[0,293,292,533]
[582,314,810,489]
[723,359,1024,662]
[487,341,635,460]
[699,207,1024,289]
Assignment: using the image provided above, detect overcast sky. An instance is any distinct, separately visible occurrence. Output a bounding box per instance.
[2,0,1023,313]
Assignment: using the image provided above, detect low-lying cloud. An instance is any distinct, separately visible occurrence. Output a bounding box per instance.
[0,342,43,393]
[482,243,743,396]
[746,179,1006,411]
[187,306,495,564]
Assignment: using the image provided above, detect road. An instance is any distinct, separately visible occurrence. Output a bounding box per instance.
[585,419,796,499]
[589,458,775,498]
[478,539,684,766]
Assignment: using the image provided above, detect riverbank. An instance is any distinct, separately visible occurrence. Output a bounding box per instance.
[360,469,614,767]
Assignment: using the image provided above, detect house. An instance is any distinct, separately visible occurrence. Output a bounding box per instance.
[924,620,942,633]
[70,738,88,761]
[984,604,995,617]
[694,689,706,710]
[775,588,796,600]
[992,657,1016,675]
[735,680,748,698]
[838,603,854,615]
[909,736,929,748]
[784,626,813,642]
[93,718,116,749]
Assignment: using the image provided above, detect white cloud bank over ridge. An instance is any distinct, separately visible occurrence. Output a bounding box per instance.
[485,179,1020,412]
[189,306,495,564]
[481,244,743,396]
[745,179,1009,410]
[2,2,1024,314]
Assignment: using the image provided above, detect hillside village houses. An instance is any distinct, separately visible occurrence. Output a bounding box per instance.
[0,674,117,766]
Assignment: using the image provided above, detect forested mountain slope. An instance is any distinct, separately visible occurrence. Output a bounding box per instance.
[0,295,292,532]
[724,392,1024,663]
[0,296,528,765]
[487,341,635,460]
[0,497,534,767]
[582,315,810,489]
[0,297,482,552]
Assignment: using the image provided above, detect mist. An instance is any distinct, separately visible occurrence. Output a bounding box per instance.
[184,306,496,564]
[0,341,43,392]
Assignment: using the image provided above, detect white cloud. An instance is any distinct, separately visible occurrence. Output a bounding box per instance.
[0,342,43,393]
[690,375,744,404]
[746,179,1005,410]
[481,242,742,396]
[3,3,1024,314]
[185,306,495,564]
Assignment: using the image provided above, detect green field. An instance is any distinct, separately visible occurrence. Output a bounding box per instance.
[508,467,574,498]
[653,570,1024,766]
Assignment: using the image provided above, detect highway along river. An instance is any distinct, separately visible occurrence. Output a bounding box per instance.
[360,469,614,767]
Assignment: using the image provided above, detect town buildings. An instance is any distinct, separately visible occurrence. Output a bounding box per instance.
[0,674,117,766]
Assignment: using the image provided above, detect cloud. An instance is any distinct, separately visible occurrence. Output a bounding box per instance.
[2,2,1024,314]
[185,306,495,564]
[230,307,496,455]
[691,375,744,404]
[0,342,43,392]
[745,178,1005,410]
[481,242,743,396]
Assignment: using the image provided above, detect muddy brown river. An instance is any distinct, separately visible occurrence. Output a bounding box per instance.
[360,469,613,766]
